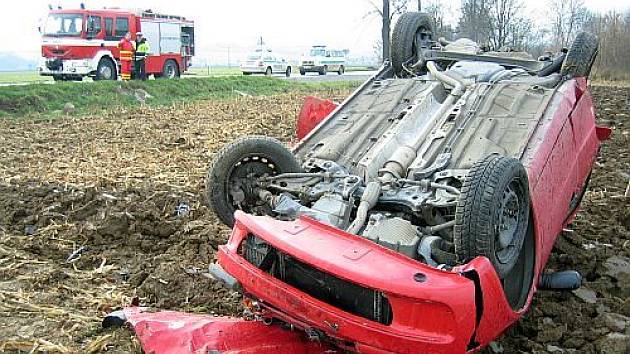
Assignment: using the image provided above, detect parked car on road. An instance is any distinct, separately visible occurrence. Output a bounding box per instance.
[240,49,291,77]
[299,45,346,75]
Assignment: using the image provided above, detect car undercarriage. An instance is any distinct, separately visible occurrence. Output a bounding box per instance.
[105,12,606,354]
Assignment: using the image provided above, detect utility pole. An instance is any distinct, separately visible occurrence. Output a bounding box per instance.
[382,0,390,63]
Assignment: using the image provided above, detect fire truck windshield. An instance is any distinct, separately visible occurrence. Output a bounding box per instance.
[44,14,84,37]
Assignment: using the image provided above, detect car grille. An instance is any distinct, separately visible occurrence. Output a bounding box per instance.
[241,234,393,325]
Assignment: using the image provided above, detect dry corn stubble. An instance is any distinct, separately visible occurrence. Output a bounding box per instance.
[0,85,628,353]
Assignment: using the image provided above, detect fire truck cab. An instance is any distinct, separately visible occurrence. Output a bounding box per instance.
[38,8,194,81]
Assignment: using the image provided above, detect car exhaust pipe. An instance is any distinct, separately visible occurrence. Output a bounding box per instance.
[379,61,466,183]
[539,270,582,291]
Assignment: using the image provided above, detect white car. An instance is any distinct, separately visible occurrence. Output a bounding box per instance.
[240,50,291,77]
[299,45,346,75]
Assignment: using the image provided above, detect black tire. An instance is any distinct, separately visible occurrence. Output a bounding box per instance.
[206,136,302,228]
[161,60,180,79]
[299,68,306,75]
[319,66,327,75]
[391,12,435,76]
[94,58,117,81]
[285,66,291,77]
[454,154,530,279]
[265,67,272,76]
[338,65,345,75]
[560,31,598,79]
[53,75,65,82]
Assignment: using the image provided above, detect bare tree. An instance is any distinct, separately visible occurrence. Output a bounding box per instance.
[489,0,524,49]
[548,0,587,48]
[423,0,455,39]
[458,0,494,45]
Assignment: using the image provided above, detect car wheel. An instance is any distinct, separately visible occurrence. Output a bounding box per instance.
[265,67,272,76]
[560,31,599,79]
[338,65,344,75]
[161,60,180,79]
[391,12,435,76]
[206,136,302,228]
[299,68,306,75]
[285,66,291,77]
[94,58,117,81]
[319,66,327,75]
[454,154,530,279]
[53,75,65,82]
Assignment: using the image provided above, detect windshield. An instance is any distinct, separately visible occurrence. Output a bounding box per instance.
[247,53,262,60]
[309,48,326,57]
[44,13,84,36]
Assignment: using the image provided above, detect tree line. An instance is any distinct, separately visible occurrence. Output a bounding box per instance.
[370,0,630,79]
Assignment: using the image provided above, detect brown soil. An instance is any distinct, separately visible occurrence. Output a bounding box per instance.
[0,86,628,353]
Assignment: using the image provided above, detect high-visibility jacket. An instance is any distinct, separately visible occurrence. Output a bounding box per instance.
[135,40,150,60]
[118,39,135,62]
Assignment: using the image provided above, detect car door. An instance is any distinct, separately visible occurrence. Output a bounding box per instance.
[272,55,284,72]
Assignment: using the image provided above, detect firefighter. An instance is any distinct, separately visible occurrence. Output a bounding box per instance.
[118,32,135,81]
[135,32,150,80]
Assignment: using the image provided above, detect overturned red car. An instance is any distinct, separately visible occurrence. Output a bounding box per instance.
[107,13,610,354]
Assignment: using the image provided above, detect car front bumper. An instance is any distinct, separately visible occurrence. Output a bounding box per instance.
[240,66,267,74]
[218,211,525,353]
[299,65,324,72]
[38,57,94,76]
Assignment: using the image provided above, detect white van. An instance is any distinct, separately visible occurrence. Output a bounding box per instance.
[299,45,346,75]
[240,49,291,77]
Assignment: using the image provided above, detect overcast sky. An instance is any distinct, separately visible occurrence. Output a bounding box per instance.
[1,0,628,65]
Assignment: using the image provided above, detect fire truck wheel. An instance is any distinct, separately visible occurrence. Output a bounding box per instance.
[161,60,180,79]
[94,58,117,81]
[285,66,291,77]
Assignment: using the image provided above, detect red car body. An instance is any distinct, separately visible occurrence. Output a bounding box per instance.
[211,77,609,353]
[115,77,610,354]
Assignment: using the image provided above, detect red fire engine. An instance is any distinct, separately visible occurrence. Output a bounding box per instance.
[38,7,194,81]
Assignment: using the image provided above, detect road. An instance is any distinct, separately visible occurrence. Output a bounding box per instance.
[283,70,376,82]
[0,70,376,87]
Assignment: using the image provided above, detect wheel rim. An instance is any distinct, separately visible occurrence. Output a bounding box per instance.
[495,178,526,264]
[99,65,112,79]
[410,25,433,66]
[167,64,176,78]
[226,154,278,214]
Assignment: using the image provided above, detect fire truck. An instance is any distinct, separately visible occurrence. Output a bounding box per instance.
[38,7,194,81]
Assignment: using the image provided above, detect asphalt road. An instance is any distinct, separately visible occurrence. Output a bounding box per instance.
[0,70,376,87]
[283,70,376,82]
